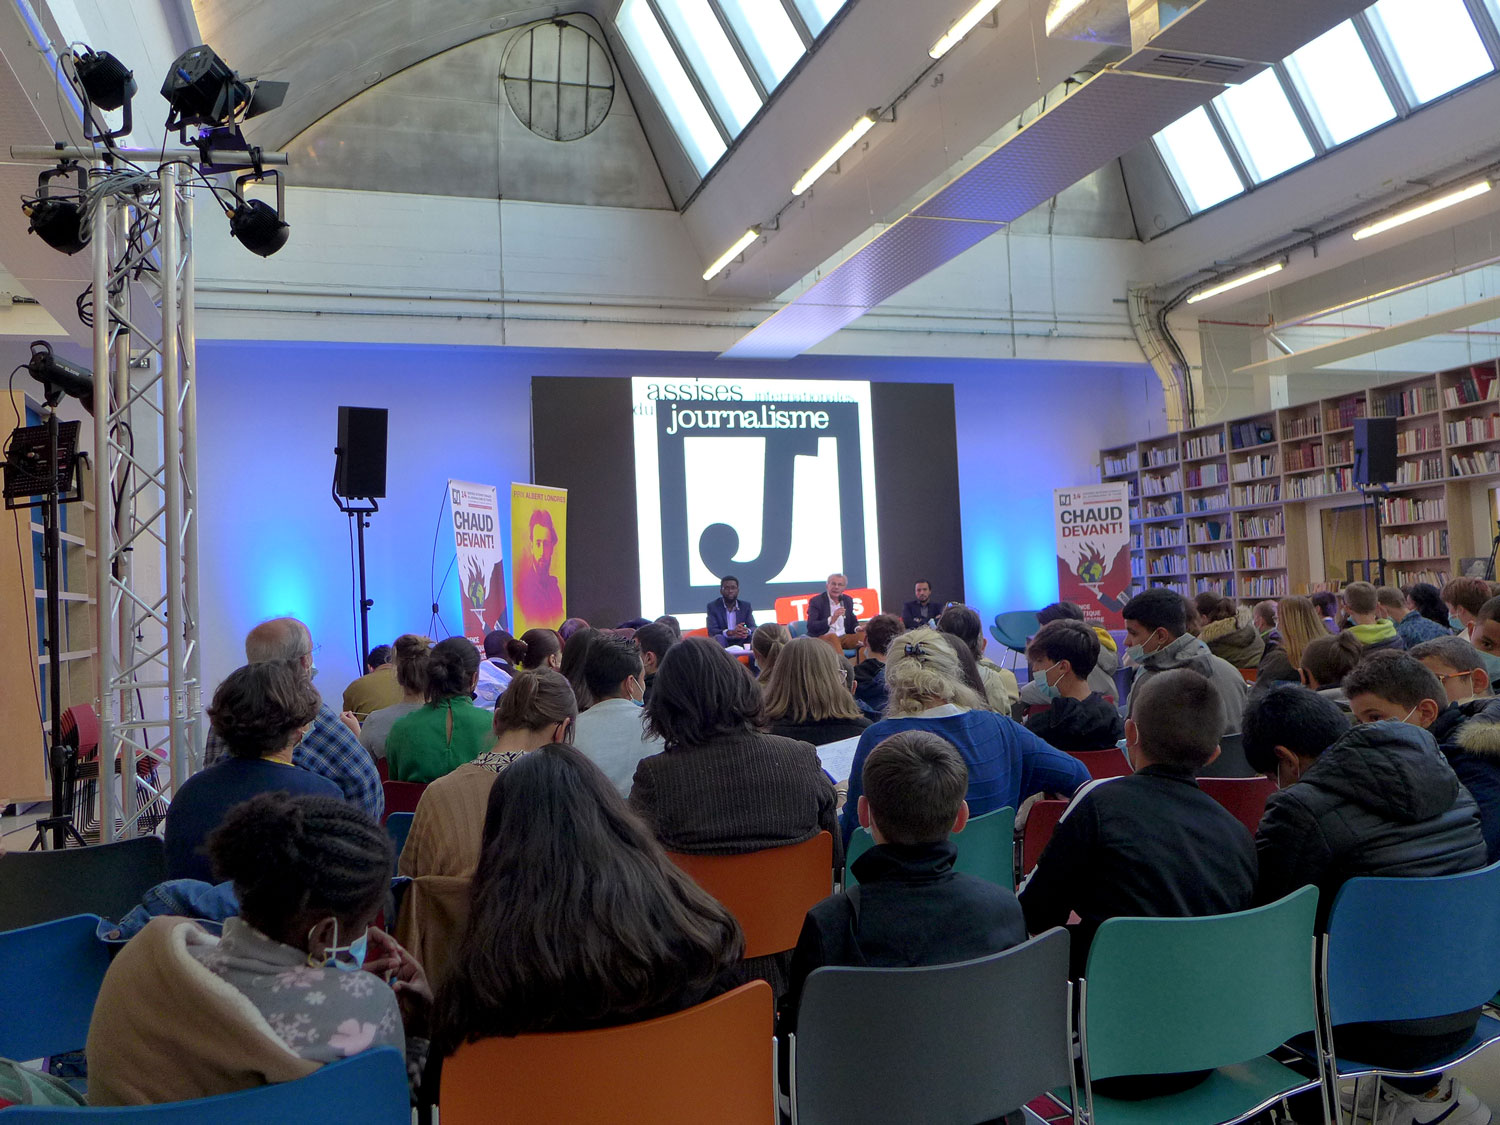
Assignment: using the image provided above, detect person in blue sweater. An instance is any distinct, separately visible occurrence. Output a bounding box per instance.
[839,631,1090,848]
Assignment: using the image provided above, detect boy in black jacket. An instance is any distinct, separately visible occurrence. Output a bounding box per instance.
[1023,620,1125,753]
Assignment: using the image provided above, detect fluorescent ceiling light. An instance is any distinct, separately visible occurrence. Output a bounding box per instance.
[930,0,1002,59]
[792,114,875,195]
[702,229,760,280]
[1352,181,1492,241]
[1186,262,1285,304]
[1045,0,1088,36]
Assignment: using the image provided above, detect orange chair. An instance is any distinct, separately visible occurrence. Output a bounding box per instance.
[1020,799,1069,875]
[440,981,775,1125]
[1066,748,1133,781]
[667,833,833,958]
[1198,775,1277,836]
[1239,668,1259,683]
[380,779,427,824]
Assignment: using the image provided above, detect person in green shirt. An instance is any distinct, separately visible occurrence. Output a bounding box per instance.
[386,637,496,783]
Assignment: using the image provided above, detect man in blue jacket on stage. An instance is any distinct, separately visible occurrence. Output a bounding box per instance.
[706,575,755,647]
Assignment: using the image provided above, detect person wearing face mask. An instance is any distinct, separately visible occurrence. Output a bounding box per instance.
[1021,621,1124,754]
[1246,672,1490,1125]
[87,792,429,1106]
[572,633,664,797]
[1121,589,1248,734]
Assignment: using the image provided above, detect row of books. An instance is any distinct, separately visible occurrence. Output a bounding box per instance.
[1442,367,1498,408]
[1327,438,1354,464]
[1144,497,1183,519]
[1284,443,1325,472]
[1396,457,1444,485]
[1147,578,1189,595]
[1324,398,1367,432]
[1379,495,1446,523]
[1232,483,1281,507]
[1231,454,1279,482]
[1189,519,1231,544]
[1146,526,1185,548]
[1281,413,1321,439]
[1370,384,1439,419]
[1237,513,1285,538]
[1446,415,1500,446]
[1186,464,1229,488]
[1104,451,1139,475]
[1189,549,1233,573]
[1395,426,1441,455]
[1187,493,1230,513]
[1147,556,1188,577]
[1388,567,1451,587]
[1141,470,1182,496]
[1452,451,1500,477]
[1182,432,1227,459]
[1381,529,1449,562]
[1230,421,1276,450]
[1142,446,1178,468]
[1193,577,1235,597]
[1241,575,1289,598]
[1242,544,1287,569]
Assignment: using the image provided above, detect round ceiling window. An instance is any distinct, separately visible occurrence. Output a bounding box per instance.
[502,21,615,142]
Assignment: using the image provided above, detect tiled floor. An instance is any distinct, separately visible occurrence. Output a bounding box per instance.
[0,802,46,850]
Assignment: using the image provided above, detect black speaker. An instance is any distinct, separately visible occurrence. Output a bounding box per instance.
[1353,417,1397,485]
[335,406,387,499]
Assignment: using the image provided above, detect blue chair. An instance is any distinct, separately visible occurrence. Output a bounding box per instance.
[0,914,111,1063]
[788,620,809,638]
[989,611,1039,670]
[385,811,414,864]
[0,1046,409,1122]
[1301,860,1500,1119]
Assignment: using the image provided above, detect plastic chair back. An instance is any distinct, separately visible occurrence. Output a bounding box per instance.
[1021,799,1069,874]
[794,929,1070,1125]
[1239,668,1259,683]
[1081,885,1319,1081]
[0,1046,410,1122]
[1067,748,1132,781]
[0,836,166,930]
[1197,776,1276,836]
[441,981,774,1125]
[0,914,110,1061]
[380,779,426,822]
[844,807,1015,890]
[375,757,389,783]
[989,611,1040,655]
[788,619,809,638]
[1324,860,1500,1026]
[385,812,414,863]
[667,834,832,958]
[1197,731,1256,779]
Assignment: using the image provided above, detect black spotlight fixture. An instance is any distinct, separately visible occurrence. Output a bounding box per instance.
[73,47,135,142]
[161,44,288,148]
[228,168,289,257]
[21,164,90,255]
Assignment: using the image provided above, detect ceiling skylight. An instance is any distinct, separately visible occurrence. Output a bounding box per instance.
[1366,0,1492,106]
[1284,21,1396,146]
[716,0,806,88]
[1153,108,1244,213]
[1212,68,1315,184]
[617,0,726,174]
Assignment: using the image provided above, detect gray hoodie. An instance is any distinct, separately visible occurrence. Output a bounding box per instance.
[1127,632,1248,734]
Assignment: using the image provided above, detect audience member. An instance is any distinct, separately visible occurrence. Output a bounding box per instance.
[655,614,682,641]
[1019,671,1255,990]
[901,579,941,630]
[937,604,1019,712]
[342,644,402,720]
[1197,597,1265,669]
[360,634,430,762]
[1256,595,1327,688]
[750,621,790,683]
[1345,652,1500,865]
[204,617,382,821]
[633,621,677,702]
[1245,680,1489,1123]
[763,636,873,746]
[1022,620,1124,753]
[482,630,516,674]
[616,617,652,630]
[560,626,600,710]
[1442,577,1491,640]
[806,572,859,641]
[386,637,496,783]
[706,574,756,647]
[1251,600,1276,636]
[1121,589,1247,732]
[1340,581,1406,652]
[1029,601,1119,700]
[573,633,664,796]
[89,793,424,1105]
[1311,590,1341,633]
[852,612,901,714]
[509,627,562,671]
[432,745,741,1057]
[1182,594,1204,637]
[558,617,590,642]
[1378,585,1450,648]
[165,661,341,883]
[1411,636,1492,704]
[401,669,577,881]
[1464,596,1500,687]
[1406,582,1453,630]
[840,631,1089,847]
[1299,632,1363,709]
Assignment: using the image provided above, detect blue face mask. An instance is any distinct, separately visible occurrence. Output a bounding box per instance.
[311,920,369,973]
[1451,615,1465,632]
[1035,662,1062,701]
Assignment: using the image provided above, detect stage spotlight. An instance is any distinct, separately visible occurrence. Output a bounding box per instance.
[27,340,94,411]
[21,164,89,255]
[74,47,136,142]
[228,169,289,257]
[161,45,288,139]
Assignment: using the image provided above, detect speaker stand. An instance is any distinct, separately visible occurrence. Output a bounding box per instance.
[1485,521,1500,582]
[1357,483,1389,587]
[332,450,379,670]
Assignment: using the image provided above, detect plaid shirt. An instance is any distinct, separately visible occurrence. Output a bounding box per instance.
[204,701,384,822]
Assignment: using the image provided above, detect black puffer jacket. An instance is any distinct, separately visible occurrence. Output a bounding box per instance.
[1254,720,1486,928]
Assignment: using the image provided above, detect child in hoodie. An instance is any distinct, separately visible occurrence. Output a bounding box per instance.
[1023,621,1125,754]
[1121,589,1247,733]
[1341,581,1406,653]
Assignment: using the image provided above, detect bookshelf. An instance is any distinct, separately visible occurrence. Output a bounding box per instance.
[1098,360,1500,604]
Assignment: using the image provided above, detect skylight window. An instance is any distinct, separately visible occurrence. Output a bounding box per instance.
[1153,108,1244,213]
[715,0,805,89]
[1366,0,1493,106]
[653,0,763,134]
[791,0,846,36]
[1284,21,1396,146]
[1213,68,1315,184]
[617,0,726,174]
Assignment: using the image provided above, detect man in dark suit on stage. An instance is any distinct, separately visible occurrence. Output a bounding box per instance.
[903,579,940,631]
[807,573,860,642]
[706,575,755,647]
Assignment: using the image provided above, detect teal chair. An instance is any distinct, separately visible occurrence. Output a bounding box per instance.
[0,914,110,1063]
[1073,885,1325,1125]
[845,806,1015,890]
[385,811,414,865]
[788,620,809,638]
[0,1046,409,1122]
[989,612,1040,670]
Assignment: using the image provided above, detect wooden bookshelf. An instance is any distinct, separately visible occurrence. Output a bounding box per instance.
[1097,360,1500,603]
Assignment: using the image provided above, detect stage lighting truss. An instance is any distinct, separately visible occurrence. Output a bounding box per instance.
[161,44,289,161]
[227,167,290,257]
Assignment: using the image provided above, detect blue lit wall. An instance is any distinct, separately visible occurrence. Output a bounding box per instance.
[196,341,1163,693]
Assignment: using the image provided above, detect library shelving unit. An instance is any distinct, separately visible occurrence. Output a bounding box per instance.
[1097,360,1500,603]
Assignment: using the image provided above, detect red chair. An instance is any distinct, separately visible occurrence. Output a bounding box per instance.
[376,758,389,783]
[1019,799,1069,875]
[381,779,427,824]
[1198,776,1277,836]
[1239,668,1259,683]
[1066,748,1133,781]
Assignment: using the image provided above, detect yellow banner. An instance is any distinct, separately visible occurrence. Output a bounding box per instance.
[511,483,568,633]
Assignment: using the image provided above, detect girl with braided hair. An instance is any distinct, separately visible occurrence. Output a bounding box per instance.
[87,792,432,1106]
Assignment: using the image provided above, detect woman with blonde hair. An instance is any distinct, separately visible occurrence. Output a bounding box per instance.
[1256,596,1329,687]
[837,631,1090,847]
[751,622,790,683]
[763,636,872,746]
